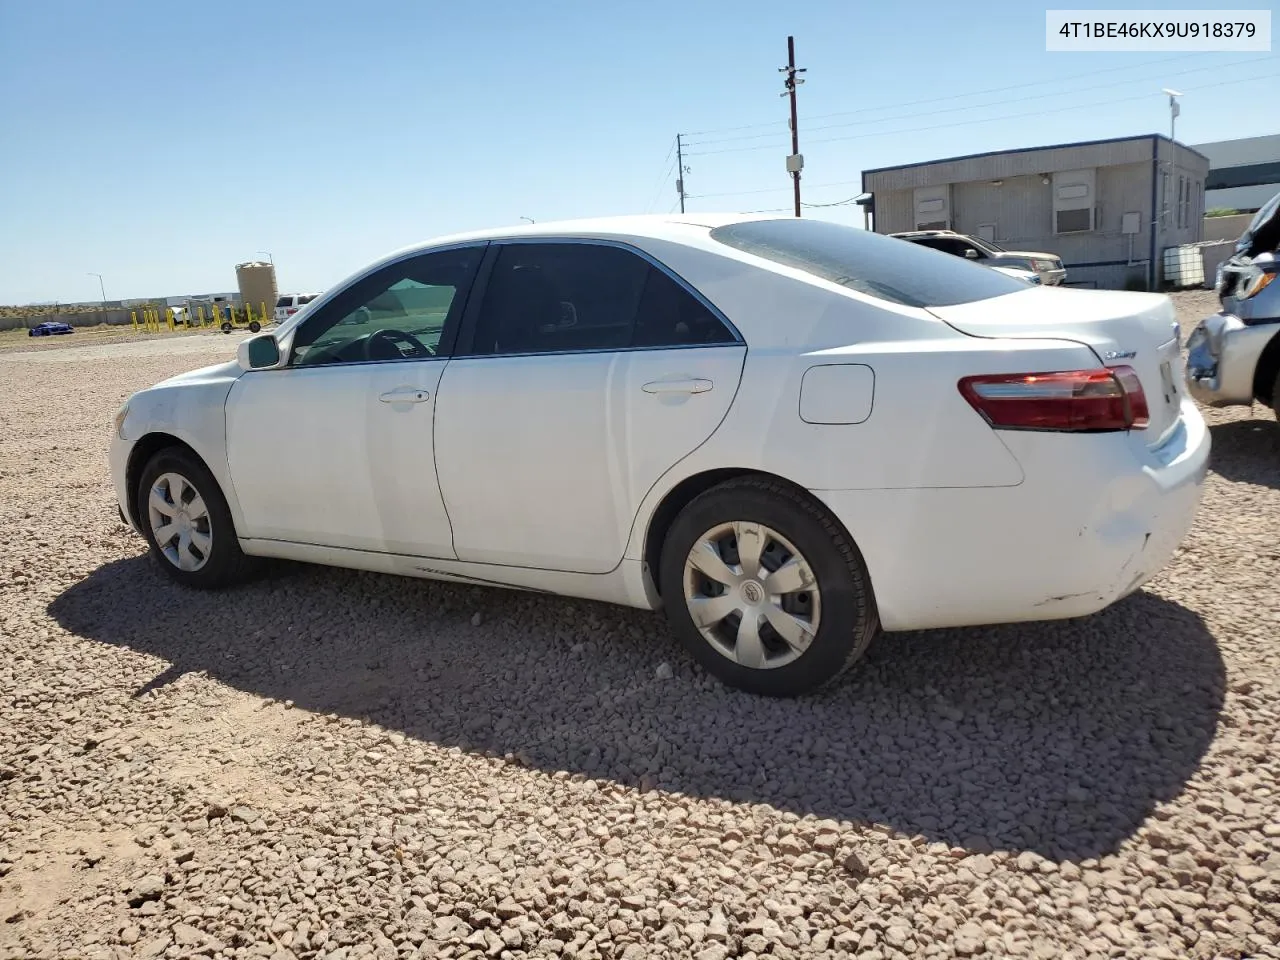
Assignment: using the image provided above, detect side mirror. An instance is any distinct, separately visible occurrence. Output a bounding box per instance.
[237,333,282,371]
[964,248,980,259]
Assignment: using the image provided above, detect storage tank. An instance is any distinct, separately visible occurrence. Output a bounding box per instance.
[235,261,278,320]
[1162,244,1206,290]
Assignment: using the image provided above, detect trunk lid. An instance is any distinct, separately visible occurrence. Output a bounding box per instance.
[928,287,1183,446]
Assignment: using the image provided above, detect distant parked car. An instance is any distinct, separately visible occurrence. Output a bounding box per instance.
[111,214,1207,697]
[891,229,1066,285]
[1185,191,1280,419]
[274,293,319,324]
[28,321,74,337]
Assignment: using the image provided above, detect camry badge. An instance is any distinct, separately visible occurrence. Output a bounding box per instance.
[1104,349,1137,360]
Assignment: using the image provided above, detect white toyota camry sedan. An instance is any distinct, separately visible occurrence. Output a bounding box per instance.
[110,215,1210,697]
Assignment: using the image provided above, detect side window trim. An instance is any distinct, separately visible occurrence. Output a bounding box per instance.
[452,236,744,360]
[284,240,489,368]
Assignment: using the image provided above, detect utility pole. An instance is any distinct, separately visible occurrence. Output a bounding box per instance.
[780,35,806,217]
[675,133,686,214]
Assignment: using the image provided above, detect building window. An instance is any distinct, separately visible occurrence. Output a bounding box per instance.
[1161,171,1169,227]
[1053,169,1095,234]
[912,186,951,231]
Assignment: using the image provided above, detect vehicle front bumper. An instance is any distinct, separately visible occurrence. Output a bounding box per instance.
[814,397,1209,632]
[110,432,140,533]
[1185,312,1277,407]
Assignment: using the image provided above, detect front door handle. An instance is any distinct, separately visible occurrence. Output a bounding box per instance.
[642,378,713,395]
[379,387,431,403]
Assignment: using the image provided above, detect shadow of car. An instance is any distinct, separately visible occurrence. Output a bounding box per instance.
[49,555,1223,862]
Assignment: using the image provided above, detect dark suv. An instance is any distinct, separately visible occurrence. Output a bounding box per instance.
[890,229,1066,286]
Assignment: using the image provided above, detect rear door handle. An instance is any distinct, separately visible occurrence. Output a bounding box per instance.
[642,378,713,395]
[379,387,431,403]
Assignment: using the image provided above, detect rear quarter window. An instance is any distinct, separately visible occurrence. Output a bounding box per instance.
[275,296,293,308]
[709,218,1028,308]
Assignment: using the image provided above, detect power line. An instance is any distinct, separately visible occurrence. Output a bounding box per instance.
[686,68,1280,158]
[688,177,864,200]
[643,137,679,213]
[684,55,1271,149]
[682,53,1200,139]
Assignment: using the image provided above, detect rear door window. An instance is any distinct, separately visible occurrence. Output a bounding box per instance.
[466,242,737,356]
[710,219,1027,308]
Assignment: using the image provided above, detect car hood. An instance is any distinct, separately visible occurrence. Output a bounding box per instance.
[151,359,244,390]
[1235,191,1280,257]
[996,250,1059,262]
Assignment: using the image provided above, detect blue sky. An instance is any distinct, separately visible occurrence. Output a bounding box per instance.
[0,0,1274,304]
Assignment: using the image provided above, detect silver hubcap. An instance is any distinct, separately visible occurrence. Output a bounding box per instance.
[682,521,821,670]
[147,472,212,572]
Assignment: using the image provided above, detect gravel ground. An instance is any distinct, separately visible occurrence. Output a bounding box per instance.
[1,290,1277,960]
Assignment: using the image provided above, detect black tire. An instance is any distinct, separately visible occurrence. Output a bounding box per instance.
[136,448,259,589]
[248,320,261,333]
[1271,365,1280,421]
[658,476,878,697]
[220,321,233,334]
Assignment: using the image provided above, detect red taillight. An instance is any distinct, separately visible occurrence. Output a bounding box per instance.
[286,308,298,315]
[958,365,1149,432]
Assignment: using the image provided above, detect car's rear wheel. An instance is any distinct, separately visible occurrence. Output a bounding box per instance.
[137,448,258,589]
[658,476,878,697]
[220,321,233,334]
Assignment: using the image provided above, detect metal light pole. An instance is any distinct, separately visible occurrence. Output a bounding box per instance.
[1162,88,1182,142]
[88,272,106,306]
[519,216,535,224]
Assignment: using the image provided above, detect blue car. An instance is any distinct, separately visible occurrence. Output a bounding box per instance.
[28,321,74,337]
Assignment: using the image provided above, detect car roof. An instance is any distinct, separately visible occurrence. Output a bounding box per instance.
[366,213,778,266]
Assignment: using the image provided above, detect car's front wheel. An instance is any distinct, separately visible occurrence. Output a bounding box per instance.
[137,448,258,588]
[659,476,878,697]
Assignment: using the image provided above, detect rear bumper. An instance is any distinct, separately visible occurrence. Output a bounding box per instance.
[814,398,1209,632]
[1185,312,1277,406]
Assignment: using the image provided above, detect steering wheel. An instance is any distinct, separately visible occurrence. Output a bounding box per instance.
[365,328,433,361]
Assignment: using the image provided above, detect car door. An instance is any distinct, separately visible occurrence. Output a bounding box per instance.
[433,239,746,574]
[224,244,484,556]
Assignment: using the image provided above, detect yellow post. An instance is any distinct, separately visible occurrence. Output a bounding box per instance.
[260,301,268,324]
[213,305,222,327]
[131,311,138,332]
[197,305,205,327]
[166,308,174,332]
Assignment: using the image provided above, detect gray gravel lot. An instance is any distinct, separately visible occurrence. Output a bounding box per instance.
[1,290,1278,960]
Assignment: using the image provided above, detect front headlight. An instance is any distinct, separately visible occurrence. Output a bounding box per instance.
[113,399,130,438]
[1032,259,1055,272]
[1240,269,1276,300]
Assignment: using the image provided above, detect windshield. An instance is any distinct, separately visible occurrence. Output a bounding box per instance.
[709,218,1028,308]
